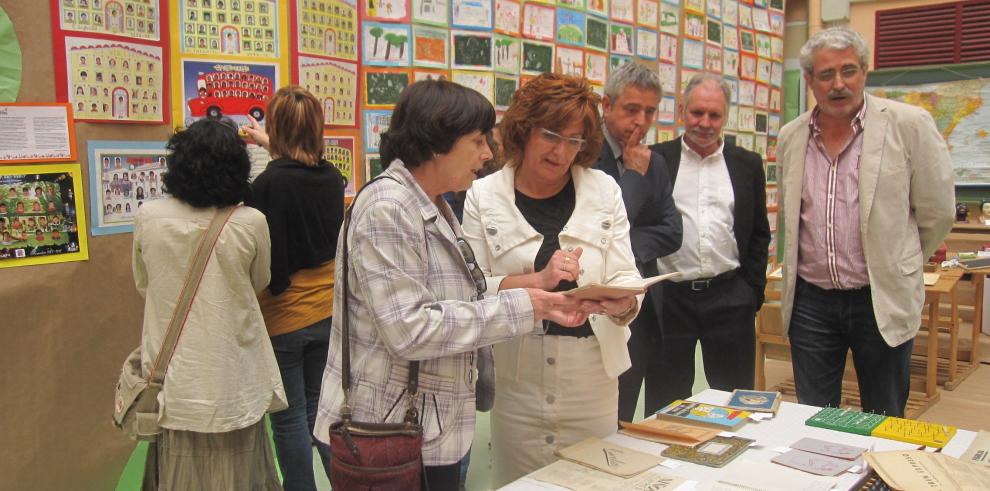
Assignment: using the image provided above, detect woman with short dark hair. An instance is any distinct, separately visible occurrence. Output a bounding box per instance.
[242,85,345,491]
[134,118,284,490]
[313,80,596,489]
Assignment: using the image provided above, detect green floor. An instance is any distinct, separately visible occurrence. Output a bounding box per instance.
[118,347,710,490]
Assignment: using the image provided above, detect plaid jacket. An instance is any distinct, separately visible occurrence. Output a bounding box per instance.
[314,161,538,465]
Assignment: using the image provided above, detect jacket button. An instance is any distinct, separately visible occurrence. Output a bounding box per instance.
[566,246,574,252]
[545,435,555,444]
[601,221,611,230]
[486,227,497,236]
[600,238,607,245]
[546,357,555,365]
[495,245,501,251]
[546,395,555,404]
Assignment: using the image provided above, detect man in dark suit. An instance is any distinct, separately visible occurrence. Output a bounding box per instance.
[649,73,770,407]
[595,62,682,422]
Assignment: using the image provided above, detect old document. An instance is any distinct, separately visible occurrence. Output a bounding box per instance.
[554,437,663,477]
[530,460,685,491]
[865,450,990,491]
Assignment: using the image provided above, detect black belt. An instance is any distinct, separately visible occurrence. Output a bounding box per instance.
[671,269,738,292]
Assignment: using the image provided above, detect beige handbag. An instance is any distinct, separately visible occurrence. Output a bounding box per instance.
[112,207,236,441]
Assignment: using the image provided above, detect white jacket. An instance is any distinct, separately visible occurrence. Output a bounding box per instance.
[462,165,643,378]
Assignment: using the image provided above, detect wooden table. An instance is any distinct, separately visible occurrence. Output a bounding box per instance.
[919,269,961,398]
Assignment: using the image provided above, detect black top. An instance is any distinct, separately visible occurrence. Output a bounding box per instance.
[514,178,593,337]
[245,157,346,295]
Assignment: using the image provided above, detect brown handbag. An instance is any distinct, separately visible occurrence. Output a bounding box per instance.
[328,176,424,491]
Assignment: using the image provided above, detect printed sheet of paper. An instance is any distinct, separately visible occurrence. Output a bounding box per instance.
[960,430,990,467]
[713,460,835,491]
[0,104,75,162]
[865,450,990,491]
[529,459,685,491]
[772,449,855,476]
[791,437,866,460]
[555,437,662,478]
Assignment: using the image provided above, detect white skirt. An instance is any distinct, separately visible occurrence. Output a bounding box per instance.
[491,333,618,487]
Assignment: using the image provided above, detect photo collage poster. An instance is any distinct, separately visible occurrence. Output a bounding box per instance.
[51,0,170,124]
[0,164,89,269]
[86,140,168,236]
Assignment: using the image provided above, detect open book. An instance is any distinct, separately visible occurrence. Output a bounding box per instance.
[562,272,681,301]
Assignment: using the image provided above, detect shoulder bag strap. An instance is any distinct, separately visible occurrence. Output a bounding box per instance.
[147,206,237,387]
[340,175,419,424]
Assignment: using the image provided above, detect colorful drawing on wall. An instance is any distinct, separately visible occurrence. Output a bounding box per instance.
[362,0,409,22]
[452,0,493,30]
[559,0,586,10]
[659,33,676,63]
[738,105,755,132]
[658,62,676,93]
[752,7,770,33]
[658,95,676,124]
[87,140,167,236]
[586,0,608,19]
[609,53,632,72]
[770,35,782,61]
[556,9,585,47]
[493,35,520,74]
[298,56,357,126]
[755,32,770,58]
[521,3,555,41]
[724,0,738,24]
[659,2,678,35]
[738,79,755,105]
[521,40,553,74]
[364,68,409,107]
[707,19,722,45]
[754,110,767,134]
[681,38,704,69]
[755,82,769,109]
[179,0,278,56]
[769,87,780,111]
[324,134,356,197]
[725,79,737,104]
[610,23,633,55]
[64,36,165,123]
[296,0,359,61]
[365,153,383,180]
[680,68,699,92]
[768,113,780,137]
[413,25,449,68]
[770,60,782,86]
[585,51,606,84]
[684,11,704,40]
[769,0,784,10]
[637,0,658,27]
[756,57,771,83]
[725,105,738,131]
[363,22,411,66]
[754,134,767,158]
[610,0,634,23]
[739,29,755,53]
[736,132,753,151]
[57,0,162,41]
[412,0,449,26]
[723,49,739,77]
[738,4,753,28]
[180,59,276,126]
[363,109,391,152]
[412,67,449,81]
[451,31,492,69]
[769,11,783,36]
[451,71,493,108]
[0,164,88,268]
[684,0,704,13]
[636,29,657,59]
[704,44,722,72]
[494,0,520,35]
[706,0,722,18]
[724,24,739,50]
[494,75,517,110]
[555,46,584,77]
[585,16,608,52]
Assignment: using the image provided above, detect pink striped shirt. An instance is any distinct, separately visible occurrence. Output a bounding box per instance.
[797,102,870,290]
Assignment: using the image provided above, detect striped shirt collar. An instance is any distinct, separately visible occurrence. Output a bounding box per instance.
[809,97,867,136]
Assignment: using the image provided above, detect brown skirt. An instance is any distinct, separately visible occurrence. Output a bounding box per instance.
[142,418,282,491]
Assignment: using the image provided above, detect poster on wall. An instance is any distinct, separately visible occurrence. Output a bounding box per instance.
[452,0,493,30]
[295,0,359,61]
[297,56,358,127]
[413,25,450,69]
[63,36,166,123]
[0,104,77,163]
[179,0,279,57]
[364,68,410,107]
[493,0,520,35]
[55,0,163,41]
[0,164,89,269]
[362,22,412,67]
[413,0,450,26]
[324,134,357,197]
[362,0,410,22]
[179,59,278,126]
[363,109,392,153]
[87,140,168,236]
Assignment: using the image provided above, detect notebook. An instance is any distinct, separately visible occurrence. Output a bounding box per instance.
[563,272,681,300]
[656,400,751,431]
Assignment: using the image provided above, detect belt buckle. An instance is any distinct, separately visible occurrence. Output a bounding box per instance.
[690,279,710,291]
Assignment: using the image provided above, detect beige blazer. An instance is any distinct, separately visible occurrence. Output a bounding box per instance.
[777,93,955,347]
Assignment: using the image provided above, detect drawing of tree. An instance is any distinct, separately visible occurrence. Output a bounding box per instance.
[396,34,408,59]
[370,26,384,56]
[384,32,397,59]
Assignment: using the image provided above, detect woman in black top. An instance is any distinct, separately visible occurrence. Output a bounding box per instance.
[242,85,344,491]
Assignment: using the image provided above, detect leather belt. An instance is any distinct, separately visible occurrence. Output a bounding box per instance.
[672,269,738,292]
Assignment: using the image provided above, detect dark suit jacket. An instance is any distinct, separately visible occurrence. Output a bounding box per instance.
[595,144,683,319]
[650,137,770,306]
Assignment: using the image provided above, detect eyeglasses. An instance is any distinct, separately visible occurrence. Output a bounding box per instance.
[538,128,587,151]
[456,237,488,298]
[813,64,863,83]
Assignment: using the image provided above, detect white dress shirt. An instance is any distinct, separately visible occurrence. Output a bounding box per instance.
[657,140,739,280]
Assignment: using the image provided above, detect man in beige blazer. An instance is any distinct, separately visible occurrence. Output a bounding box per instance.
[777,27,954,416]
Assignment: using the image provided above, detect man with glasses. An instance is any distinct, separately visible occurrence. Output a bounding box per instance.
[595,62,682,422]
[777,27,954,416]
[649,73,770,409]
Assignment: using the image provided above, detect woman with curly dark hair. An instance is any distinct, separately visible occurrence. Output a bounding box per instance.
[241,86,344,491]
[461,73,643,485]
[134,118,286,490]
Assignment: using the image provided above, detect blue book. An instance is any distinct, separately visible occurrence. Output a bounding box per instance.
[726,389,782,414]
[655,400,750,430]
